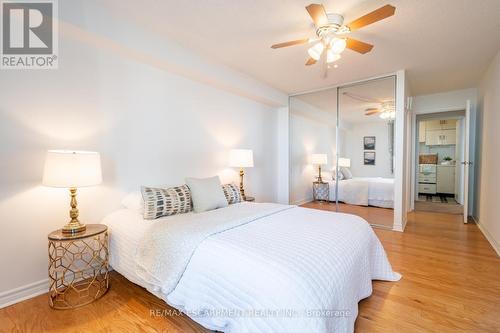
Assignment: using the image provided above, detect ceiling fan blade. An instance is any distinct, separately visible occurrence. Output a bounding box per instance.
[271,38,311,49]
[346,38,374,54]
[365,108,381,116]
[306,4,329,27]
[305,57,317,66]
[346,5,396,32]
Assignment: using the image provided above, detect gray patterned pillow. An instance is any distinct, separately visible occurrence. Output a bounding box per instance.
[222,184,242,204]
[340,167,353,180]
[141,185,192,220]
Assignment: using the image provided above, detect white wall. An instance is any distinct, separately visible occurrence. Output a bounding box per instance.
[412,88,478,114]
[411,88,478,216]
[289,99,336,205]
[276,107,290,204]
[343,122,394,178]
[475,49,500,256]
[0,1,288,305]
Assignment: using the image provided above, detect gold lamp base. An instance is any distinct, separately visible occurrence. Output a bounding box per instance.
[62,188,86,234]
[62,223,86,234]
[239,168,246,200]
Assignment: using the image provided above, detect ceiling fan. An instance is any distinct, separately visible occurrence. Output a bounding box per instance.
[271,3,396,68]
[342,91,395,120]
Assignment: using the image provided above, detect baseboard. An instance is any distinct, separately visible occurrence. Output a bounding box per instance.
[292,197,313,206]
[475,218,500,257]
[0,279,48,309]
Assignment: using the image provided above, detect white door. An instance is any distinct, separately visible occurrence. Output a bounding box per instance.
[462,100,471,223]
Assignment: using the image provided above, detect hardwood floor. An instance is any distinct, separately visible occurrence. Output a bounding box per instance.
[302,201,394,228]
[1,210,499,333]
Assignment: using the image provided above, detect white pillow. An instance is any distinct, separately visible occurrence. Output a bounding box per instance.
[185,176,228,213]
[121,191,144,212]
[332,170,344,181]
[341,167,353,180]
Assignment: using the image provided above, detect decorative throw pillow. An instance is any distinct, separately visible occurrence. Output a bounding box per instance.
[185,176,228,213]
[222,183,242,204]
[141,185,192,220]
[341,167,353,180]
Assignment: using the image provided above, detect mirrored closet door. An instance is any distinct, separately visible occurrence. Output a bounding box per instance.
[335,76,396,228]
[289,88,337,207]
[289,75,395,229]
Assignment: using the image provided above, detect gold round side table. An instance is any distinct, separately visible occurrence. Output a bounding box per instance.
[48,224,109,309]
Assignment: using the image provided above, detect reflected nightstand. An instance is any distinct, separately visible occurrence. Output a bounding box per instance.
[313,181,329,202]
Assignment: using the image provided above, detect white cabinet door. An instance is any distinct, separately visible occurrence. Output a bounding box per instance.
[442,129,456,145]
[419,121,426,143]
[441,119,457,130]
[419,183,437,194]
[425,120,442,130]
[437,166,455,194]
[425,129,456,145]
[425,130,440,145]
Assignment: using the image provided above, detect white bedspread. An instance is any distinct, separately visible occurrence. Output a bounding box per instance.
[135,203,291,295]
[122,202,401,333]
[329,177,394,208]
[105,203,400,332]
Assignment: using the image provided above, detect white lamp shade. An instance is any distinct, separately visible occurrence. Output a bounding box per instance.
[229,149,254,168]
[42,150,102,188]
[338,158,351,168]
[311,154,327,165]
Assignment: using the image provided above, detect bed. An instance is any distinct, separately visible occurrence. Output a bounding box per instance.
[328,177,394,208]
[103,202,400,333]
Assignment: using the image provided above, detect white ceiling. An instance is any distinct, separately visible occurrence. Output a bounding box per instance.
[293,75,395,124]
[104,0,500,95]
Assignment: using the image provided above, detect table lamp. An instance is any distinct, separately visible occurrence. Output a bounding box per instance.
[312,153,327,182]
[42,150,102,234]
[229,149,254,200]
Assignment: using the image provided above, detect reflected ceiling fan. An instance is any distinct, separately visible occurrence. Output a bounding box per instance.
[271,3,396,69]
[343,91,395,120]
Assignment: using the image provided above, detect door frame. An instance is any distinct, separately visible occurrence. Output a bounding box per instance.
[410,107,474,219]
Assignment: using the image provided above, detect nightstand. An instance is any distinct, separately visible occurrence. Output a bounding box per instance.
[48,224,109,309]
[313,181,329,202]
[244,196,255,202]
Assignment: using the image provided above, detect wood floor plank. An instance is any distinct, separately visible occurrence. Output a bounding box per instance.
[1,205,499,332]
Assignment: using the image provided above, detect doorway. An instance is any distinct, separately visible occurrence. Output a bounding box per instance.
[414,111,468,216]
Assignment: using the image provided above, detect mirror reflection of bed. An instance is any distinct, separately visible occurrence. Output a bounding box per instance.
[290,76,396,229]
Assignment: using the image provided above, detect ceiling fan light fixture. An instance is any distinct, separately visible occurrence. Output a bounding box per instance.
[308,42,324,60]
[330,38,347,54]
[326,50,341,63]
[379,110,395,120]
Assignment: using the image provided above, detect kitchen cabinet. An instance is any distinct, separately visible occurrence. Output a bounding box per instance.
[419,183,437,194]
[437,165,455,194]
[426,129,456,145]
[419,121,426,143]
[425,119,457,130]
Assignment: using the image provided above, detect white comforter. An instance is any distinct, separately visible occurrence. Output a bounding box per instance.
[329,177,394,208]
[130,202,400,333]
